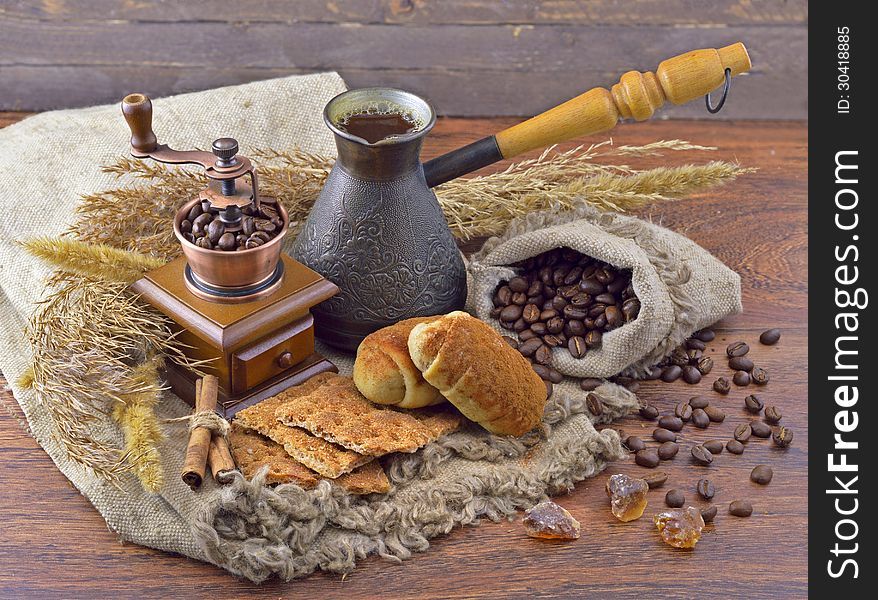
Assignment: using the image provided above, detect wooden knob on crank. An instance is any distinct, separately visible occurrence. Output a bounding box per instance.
[121,93,158,155]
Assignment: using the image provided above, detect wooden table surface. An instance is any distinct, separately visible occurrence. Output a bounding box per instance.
[0,114,807,599]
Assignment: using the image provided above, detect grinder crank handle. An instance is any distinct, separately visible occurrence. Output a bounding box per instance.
[121,93,234,173]
[423,42,751,188]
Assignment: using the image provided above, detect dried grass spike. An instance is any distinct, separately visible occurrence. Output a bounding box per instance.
[20,237,164,284]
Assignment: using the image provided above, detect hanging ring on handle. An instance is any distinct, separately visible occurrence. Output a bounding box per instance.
[705,68,732,114]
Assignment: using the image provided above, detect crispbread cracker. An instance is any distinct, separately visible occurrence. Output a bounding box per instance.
[229,425,390,495]
[274,376,463,456]
[229,424,318,488]
[335,460,390,495]
[234,373,372,478]
[229,424,389,494]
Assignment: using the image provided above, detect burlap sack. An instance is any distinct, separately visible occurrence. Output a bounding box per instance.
[0,75,636,583]
[466,208,742,378]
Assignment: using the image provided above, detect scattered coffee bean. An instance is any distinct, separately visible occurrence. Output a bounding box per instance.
[522,304,541,324]
[704,406,726,423]
[773,426,794,448]
[759,328,781,345]
[764,405,783,424]
[658,416,684,432]
[674,402,693,422]
[546,368,563,384]
[508,276,529,293]
[568,336,587,359]
[534,344,553,365]
[729,500,753,517]
[518,338,543,357]
[544,380,554,398]
[586,393,604,416]
[624,436,646,452]
[727,341,750,357]
[682,365,702,384]
[501,335,519,349]
[744,394,765,414]
[703,440,724,455]
[686,338,706,351]
[686,348,703,363]
[635,448,660,468]
[733,370,751,386]
[695,329,716,342]
[500,305,523,322]
[669,348,690,367]
[688,396,710,409]
[691,408,710,429]
[653,428,678,443]
[542,334,563,348]
[734,423,752,442]
[580,378,603,392]
[729,356,755,372]
[750,465,773,485]
[751,366,770,385]
[726,439,745,454]
[701,505,718,523]
[713,377,731,394]
[696,356,714,375]
[643,471,668,489]
[691,445,714,465]
[665,489,685,508]
[639,404,659,420]
[658,442,679,460]
[661,365,683,382]
[583,329,602,348]
[750,421,772,438]
[696,478,715,499]
[644,366,663,380]
[531,363,550,380]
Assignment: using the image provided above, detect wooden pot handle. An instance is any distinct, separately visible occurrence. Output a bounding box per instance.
[494,43,751,158]
[423,42,751,187]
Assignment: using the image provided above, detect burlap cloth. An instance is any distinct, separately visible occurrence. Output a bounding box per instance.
[0,74,636,583]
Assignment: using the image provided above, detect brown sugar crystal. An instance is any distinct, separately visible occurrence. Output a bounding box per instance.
[523,501,581,540]
[654,506,705,549]
[606,473,649,522]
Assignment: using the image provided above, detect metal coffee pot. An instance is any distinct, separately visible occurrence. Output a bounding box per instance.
[292,43,751,351]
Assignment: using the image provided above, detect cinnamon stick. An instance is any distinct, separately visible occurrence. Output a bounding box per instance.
[208,435,237,484]
[181,375,218,489]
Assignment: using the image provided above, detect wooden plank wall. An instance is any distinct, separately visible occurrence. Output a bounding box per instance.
[0,1,807,118]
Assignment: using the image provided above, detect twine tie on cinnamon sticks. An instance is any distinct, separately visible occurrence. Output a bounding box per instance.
[182,411,230,437]
[179,375,237,489]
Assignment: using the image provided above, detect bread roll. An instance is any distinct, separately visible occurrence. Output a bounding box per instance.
[408,311,547,436]
[353,316,444,408]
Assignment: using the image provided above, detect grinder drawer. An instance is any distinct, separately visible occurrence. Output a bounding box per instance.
[230,314,314,394]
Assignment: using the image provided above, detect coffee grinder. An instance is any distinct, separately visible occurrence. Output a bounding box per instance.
[121,93,339,416]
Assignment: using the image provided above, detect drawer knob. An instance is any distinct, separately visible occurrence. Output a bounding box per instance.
[276,351,295,369]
